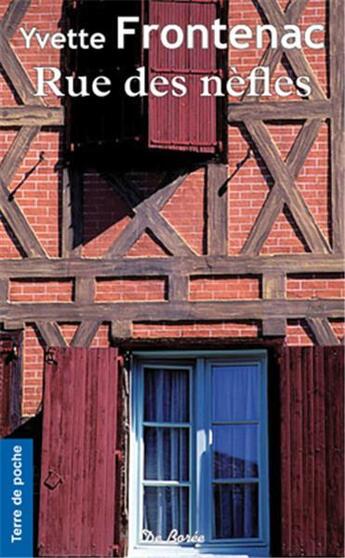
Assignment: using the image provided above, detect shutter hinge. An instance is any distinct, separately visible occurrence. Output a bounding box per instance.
[115,450,124,463]
[117,355,125,368]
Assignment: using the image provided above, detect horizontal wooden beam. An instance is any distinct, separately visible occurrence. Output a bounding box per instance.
[0,299,343,323]
[228,101,332,122]
[0,255,343,279]
[0,106,64,127]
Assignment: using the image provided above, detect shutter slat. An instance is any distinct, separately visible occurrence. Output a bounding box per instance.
[38,347,119,557]
[148,0,220,153]
[280,346,344,557]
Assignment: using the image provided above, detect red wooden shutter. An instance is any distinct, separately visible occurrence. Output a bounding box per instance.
[38,348,120,557]
[0,335,21,437]
[147,0,221,153]
[280,347,344,557]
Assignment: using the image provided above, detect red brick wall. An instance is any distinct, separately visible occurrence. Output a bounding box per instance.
[0,0,343,415]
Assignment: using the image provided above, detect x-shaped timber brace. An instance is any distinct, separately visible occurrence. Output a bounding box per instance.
[0,0,344,348]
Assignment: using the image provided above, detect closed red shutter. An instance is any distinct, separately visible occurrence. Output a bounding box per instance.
[38,348,120,557]
[147,0,221,153]
[0,335,21,437]
[280,346,344,557]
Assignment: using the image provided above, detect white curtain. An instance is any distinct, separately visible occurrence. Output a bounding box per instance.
[143,368,189,540]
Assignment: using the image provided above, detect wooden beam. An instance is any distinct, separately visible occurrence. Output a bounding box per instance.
[228,101,331,122]
[3,320,24,330]
[307,318,340,346]
[0,29,43,106]
[0,255,343,279]
[0,279,8,302]
[61,167,73,258]
[330,0,345,254]
[111,321,132,340]
[35,321,67,348]
[106,171,189,257]
[70,321,101,348]
[144,206,196,257]
[242,0,309,100]
[0,299,342,323]
[245,121,331,254]
[71,277,99,347]
[0,127,47,257]
[169,274,188,301]
[262,272,286,336]
[256,0,326,100]
[242,119,323,255]
[207,163,228,256]
[0,126,40,186]
[1,0,32,39]
[0,106,64,127]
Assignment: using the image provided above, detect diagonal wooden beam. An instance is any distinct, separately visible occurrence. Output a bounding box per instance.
[0,28,43,106]
[144,206,196,256]
[106,171,192,257]
[242,119,323,255]
[255,0,326,100]
[0,127,47,257]
[1,0,32,39]
[71,278,101,347]
[245,120,331,254]
[307,318,340,346]
[36,321,67,348]
[243,0,309,100]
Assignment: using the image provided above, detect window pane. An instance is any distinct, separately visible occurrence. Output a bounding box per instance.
[213,365,259,421]
[143,487,189,541]
[144,427,189,481]
[144,368,190,422]
[213,484,258,539]
[213,425,258,479]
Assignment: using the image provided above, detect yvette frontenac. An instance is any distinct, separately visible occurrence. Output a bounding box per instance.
[20,17,325,99]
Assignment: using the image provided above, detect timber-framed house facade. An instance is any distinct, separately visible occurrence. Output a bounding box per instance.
[0,0,344,556]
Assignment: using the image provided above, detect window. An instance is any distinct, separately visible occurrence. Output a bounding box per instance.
[129,351,270,557]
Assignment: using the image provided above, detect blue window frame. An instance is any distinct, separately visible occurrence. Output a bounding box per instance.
[129,351,270,558]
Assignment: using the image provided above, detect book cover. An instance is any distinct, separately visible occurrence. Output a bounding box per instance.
[0,1,344,557]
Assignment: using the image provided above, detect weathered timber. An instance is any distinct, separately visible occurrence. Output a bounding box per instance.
[242,119,323,255]
[0,106,64,127]
[35,321,67,348]
[0,255,343,278]
[169,274,189,301]
[1,0,32,39]
[74,277,95,305]
[111,321,132,340]
[207,163,228,255]
[106,171,189,257]
[0,178,47,257]
[61,168,73,258]
[71,278,100,347]
[0,29,43,106]
[70,321,101,347]
[0,299,342,323]
[0,279,8,302]
[256,0,326,101]
[307,318,340,346]
[262,272,286,336]
[144,206,196,256]
[69,167,83,253]
[245,121,331,254]
[0,126,40,186]
[228,101,331,122]
[330,0,345,254]
[242,0,309,100]
[3,320,24,330]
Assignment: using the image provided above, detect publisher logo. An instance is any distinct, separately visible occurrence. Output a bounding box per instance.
[0,440,33,558]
